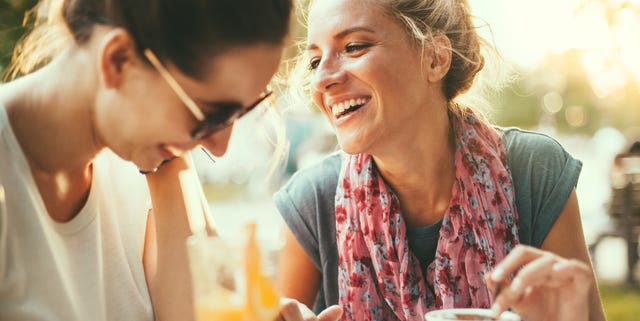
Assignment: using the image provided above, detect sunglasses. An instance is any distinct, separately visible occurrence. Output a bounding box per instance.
[143,49,273,140]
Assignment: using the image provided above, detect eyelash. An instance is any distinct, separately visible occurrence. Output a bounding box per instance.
[346,43,370,53]
[308,58,320,71]
[308,42,372,71]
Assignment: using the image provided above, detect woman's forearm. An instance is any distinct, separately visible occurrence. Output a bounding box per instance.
[145,156,201,321]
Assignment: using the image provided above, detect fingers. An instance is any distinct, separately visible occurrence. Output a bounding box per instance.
[488,245,592,316]
[490,251,557,315]
[317,305,343,321]
[277,298,343,321]
[278,298,305,321]
[489,245,544,286]
[549,258,592,290]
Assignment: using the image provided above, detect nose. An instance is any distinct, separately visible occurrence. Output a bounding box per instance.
[199,124,234,157]
[311,54,347,93]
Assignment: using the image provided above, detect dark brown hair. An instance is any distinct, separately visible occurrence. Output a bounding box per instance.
[11,0,293,79]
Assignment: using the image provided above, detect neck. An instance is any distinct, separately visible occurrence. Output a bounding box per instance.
[2,47,103,175]
[373,105,456,226]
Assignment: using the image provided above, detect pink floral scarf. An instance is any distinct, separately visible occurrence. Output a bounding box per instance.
[335,112,520,321]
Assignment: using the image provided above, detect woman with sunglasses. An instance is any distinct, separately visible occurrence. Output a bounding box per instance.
[274,0,606,320]
[0,0,342,320]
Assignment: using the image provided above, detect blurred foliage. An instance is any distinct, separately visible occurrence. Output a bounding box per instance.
[489,0,640,136]
[0,0,38,77]
[600,285,640,321]
[491,49,640,135]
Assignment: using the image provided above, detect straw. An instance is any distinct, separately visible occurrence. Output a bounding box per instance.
[0,185,5,214]
[178,163,208,237]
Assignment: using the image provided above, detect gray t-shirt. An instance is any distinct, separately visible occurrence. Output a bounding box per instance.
[273,128,582,311]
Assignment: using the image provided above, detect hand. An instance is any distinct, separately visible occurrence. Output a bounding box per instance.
[486,245,592,321]
[277,298,343,321]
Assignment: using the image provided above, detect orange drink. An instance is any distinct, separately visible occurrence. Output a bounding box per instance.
[188,222,280,321]
[195,292,246,321]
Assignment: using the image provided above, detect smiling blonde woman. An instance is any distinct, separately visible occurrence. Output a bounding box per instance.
[274,1,607,321]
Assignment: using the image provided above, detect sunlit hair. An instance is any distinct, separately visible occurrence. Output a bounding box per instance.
[254,93,290,180]
[7,0,294,175]
[7,0,71,79]
[287,0,514,122]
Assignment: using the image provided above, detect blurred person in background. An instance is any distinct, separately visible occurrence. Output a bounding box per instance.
[274,0,606,320]
[608,139,640,285]
[0,0,342,320]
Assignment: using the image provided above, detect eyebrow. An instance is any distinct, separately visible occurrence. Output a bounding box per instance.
[307,26,377,51]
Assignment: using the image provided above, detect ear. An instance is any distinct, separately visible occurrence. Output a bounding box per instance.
[423,34,452,83]
[97,28,140,89]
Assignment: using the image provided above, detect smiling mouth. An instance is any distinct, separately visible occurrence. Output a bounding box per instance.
[331,97,370,119]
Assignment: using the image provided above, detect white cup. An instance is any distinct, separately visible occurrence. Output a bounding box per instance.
[425,308,521,321]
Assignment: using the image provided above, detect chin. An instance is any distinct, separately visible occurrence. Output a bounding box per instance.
[337,139,363,155]
[132,157,163,174]
[136,164,159,174]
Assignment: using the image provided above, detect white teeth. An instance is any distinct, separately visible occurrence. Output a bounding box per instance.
[330,98,368,117]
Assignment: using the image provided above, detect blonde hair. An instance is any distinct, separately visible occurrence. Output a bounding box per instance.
[5,0,71,80]
[287,0,514,121]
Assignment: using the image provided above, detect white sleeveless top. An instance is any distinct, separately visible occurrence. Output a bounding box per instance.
[0,106,154,321]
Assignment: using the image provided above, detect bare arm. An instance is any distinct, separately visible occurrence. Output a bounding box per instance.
[276,223,323,308]
[143,156,202,321]
[539,189,606,321]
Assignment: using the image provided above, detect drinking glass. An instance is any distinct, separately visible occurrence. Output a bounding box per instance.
[187,223,281,321]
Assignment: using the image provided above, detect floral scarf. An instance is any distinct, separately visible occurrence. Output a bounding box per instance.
[335,111,520,321]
